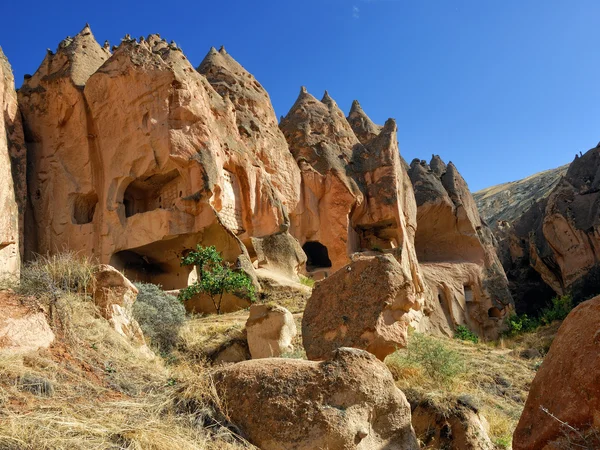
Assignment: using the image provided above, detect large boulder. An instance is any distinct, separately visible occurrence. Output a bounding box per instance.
[212,347,419,450]
[513,295,600,449]
[0,47,25,280]
[245,304,296,358]
[302,254,419,361]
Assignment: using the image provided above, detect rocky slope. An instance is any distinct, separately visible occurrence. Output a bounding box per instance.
[474,164,568,228]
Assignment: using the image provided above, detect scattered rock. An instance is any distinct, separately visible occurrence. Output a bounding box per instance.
[302,254,419,361]
[513,295,600,449]
[245,304,296,358]
[212,347,419,450]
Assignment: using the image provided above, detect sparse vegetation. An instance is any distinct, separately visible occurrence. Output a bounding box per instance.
[133,282,186,354]
[454,324,479,344]
[178,245,255,315]
[298,274,315,288]
[505,295,573,337]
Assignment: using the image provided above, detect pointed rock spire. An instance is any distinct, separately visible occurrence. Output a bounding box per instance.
[346,99,383,145]
[430,154,447,176]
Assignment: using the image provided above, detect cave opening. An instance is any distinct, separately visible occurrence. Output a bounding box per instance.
[71,192,98,225]
[303,241,332,271]
[123,170,180,218]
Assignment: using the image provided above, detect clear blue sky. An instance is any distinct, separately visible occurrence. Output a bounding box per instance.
[2,0,598,191]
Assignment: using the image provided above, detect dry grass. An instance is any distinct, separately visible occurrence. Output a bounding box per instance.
[386,332,539,448]
[0,260,251,449]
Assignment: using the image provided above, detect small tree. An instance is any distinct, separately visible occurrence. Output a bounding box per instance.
[178,245,255,314]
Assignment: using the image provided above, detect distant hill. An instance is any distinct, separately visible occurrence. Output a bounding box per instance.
[474,164,569,228]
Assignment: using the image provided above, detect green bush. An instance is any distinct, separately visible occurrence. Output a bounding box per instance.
[133,283,186,353]
[298,275,315,288]
[389,333,465,385]
[540,295,572,325]
[505,313,539,337]
[178,245,255,314]
[454,325,479,344]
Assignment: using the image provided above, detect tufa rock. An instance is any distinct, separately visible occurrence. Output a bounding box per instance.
[513,295,600,449]
[0,47,25,280]
[302,254,420,361]
[245,303,296,358]
[212,347,419,450]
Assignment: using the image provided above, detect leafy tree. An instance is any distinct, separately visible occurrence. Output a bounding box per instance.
[178,245,255,314]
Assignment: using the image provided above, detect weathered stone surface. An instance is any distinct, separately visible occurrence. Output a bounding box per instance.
[302,254,419,361]
[0,291,54,354]
[499,146,600,311]
[18,27,302,313]
[213,347,419,450]
[0,47,25,280]
[407,157,513,338]
[245,304,296,358]
[93,264,151,354]
[513,295,600,449]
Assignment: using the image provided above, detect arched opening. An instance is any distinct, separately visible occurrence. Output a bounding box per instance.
[464,285,474,303]
[71,192,98,224]
[302,241,332,272]
[123,170,180,218]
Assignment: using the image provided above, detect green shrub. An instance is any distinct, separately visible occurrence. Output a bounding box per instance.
[454,325,479,344]
[178,245,255,314]
[18,252,96,298]
[388,333,465,385]
[540,295,572,325]
[133,282,186,353]
[505,313,539,337]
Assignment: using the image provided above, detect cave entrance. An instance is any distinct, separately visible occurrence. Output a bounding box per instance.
[123,170,180,218]
[220,170,244,234]
[303,241,332,272]
[71,192,98,224]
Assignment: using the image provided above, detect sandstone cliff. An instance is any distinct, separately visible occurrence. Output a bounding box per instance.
[407,157,513,338]
[0,46,25,280]
[474,164,568,229]
[499,147,600,312]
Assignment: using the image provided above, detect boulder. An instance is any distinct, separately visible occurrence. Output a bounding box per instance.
[212,347,419,450]
[513,295,600,449]
[245,304,296,358]
[92,264,150,353]
[0,47,25,280]
[302,254,419,361]
[0,292,54,354]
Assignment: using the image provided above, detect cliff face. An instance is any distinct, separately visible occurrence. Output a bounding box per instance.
[474,165,568,229]
[500,147,600,312]
[0,47,25,280]
[407,157,513,338]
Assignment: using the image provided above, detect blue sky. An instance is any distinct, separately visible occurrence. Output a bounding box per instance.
[1,0,599,191]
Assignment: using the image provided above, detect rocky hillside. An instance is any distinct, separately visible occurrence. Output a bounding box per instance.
[474,164,568,228]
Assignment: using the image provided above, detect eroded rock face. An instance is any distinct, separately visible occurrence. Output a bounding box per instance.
[0,47,25,280]
[245,304,296,358]
[500,146,600,311]
[213,347,419,450]
[302,254,420,361]
[513,295,600,449]
[93,264,151,355]
[407,157,513,338]
[18,27,302,312]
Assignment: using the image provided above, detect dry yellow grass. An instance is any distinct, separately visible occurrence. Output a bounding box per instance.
[386,333,540,449]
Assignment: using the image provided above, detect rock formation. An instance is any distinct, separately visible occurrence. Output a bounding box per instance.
[245,303,296,358]
[500,146,600,312]
[474,164,568,229]
[302,254,420,360]
[513,295,600,449]
[18,27,303,312]
[93,264,152,355]
[212,347,419,449]
[406,157,513,338]
[0,47,25,280]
